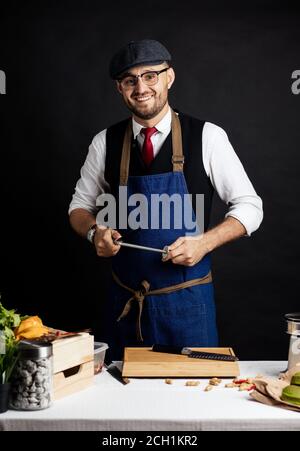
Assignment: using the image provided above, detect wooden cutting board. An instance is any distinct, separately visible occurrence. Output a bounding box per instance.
[122,347,240,377]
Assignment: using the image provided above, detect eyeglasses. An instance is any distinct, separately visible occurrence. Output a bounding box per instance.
[117,67,170,90]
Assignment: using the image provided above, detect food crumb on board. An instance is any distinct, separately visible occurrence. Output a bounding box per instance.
[165,379,173,385]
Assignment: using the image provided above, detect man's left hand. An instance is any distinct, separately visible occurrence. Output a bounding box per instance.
[163,235,209,266]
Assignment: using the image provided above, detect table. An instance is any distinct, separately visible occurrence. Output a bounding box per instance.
[0,362,299,431]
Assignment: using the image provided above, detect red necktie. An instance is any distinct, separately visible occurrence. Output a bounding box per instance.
[141,127,157,166]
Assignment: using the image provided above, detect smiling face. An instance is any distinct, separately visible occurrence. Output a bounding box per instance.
[116,63,175,122]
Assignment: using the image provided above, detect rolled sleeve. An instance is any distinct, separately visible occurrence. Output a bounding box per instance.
[68,129,109,215]
[225,196,264,236]
[203,122,263,236]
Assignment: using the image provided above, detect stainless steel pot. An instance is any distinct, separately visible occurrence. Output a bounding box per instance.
[285,313,300,369]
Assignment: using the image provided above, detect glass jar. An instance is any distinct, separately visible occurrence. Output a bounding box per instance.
[285,313,300,370]
[9,341,53,410]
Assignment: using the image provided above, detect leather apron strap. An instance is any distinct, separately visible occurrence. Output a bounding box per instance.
[119,109,184,186]
[113,270,212,342]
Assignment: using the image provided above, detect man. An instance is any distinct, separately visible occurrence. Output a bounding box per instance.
[69,39,263,360]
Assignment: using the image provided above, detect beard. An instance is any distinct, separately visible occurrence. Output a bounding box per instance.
[125,91,168,120]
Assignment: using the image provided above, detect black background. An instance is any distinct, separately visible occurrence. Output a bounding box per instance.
[1,0,299,360]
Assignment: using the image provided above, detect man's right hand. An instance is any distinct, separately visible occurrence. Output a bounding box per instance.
[94,226,122,257]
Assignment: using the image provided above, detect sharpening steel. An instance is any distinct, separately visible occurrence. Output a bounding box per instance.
[113,239,169,258]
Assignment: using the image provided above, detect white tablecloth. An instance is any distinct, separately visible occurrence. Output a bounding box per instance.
[1,361,299,431]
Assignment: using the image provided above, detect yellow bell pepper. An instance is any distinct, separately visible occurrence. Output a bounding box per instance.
[14,316,49,340]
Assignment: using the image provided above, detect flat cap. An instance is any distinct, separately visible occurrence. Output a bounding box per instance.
[109,39,171,79]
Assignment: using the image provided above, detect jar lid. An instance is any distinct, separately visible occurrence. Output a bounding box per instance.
[18,340,53,359]
[285,313,300,322]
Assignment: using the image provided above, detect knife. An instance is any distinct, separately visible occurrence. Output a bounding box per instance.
[152,344,239,362]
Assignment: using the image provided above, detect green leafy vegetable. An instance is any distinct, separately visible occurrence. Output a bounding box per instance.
[0,296,23,383]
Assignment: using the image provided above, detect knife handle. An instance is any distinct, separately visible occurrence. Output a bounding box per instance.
[152,344,183,354]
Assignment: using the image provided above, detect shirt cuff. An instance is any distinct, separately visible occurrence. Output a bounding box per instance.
[68,202,97,216]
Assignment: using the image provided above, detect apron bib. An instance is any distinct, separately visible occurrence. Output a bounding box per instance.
[108,110,218,360]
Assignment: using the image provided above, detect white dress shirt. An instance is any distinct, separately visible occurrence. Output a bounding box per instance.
[68,107,263,236]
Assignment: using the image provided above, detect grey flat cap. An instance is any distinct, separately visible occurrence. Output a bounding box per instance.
[109,39,171,79]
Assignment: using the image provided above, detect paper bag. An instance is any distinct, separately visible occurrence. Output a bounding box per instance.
[250,364,300,412]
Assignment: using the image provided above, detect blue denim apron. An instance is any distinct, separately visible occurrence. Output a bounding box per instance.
[109,110,218,360]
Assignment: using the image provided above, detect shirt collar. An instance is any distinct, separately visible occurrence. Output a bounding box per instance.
[132,106,172,139]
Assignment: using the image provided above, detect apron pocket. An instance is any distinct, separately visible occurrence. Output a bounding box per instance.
[146,291,209,347]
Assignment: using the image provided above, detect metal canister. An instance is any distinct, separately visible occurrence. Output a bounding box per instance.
[9,341,53,410]
[285,313,300,370]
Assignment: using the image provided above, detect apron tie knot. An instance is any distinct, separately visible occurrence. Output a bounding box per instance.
[138,280,151,296]
[112,270,213,344]
[116,278,151,342]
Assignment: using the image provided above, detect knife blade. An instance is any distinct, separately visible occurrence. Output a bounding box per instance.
[152,344,239,362]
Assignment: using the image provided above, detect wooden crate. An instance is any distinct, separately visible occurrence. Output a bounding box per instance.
[52,333,94,400]
[122,347,240,378]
